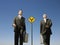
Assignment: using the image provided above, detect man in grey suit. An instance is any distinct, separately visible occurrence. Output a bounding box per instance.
[40,14,52,45]
[12,10,26,45]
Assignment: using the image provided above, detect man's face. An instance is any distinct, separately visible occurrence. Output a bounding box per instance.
[18,10,23,16]
[43,14,47,19]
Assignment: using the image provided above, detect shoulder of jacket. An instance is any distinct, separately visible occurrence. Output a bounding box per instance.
[47,19,51,21]
[22,17,25,19]
[40,20,44,23]
[14,16,17,19]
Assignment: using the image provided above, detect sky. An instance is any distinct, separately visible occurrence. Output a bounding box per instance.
[0,0,60,45]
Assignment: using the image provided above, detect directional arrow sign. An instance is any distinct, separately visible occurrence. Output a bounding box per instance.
[28,16,35,23]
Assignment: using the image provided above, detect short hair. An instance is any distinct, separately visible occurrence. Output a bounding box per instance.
[43,13,47,18]
[18,9,23,13]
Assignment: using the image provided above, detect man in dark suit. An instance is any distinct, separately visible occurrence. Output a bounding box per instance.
[12,10,26,45]
[40,14,52,45]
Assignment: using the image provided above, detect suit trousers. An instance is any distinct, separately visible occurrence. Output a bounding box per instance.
[43,34,50,45]
[14,31,23,45]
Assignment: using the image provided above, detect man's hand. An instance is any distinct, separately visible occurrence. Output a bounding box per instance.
[20,30,23,34]
[45,25,49,28]
[12,24,16,28]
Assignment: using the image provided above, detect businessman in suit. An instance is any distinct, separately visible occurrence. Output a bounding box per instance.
[12,10,26,45]
[40,14,52,45]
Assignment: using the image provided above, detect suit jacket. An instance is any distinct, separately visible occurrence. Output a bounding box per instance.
[40,19,52,35]
[13,16,26,32]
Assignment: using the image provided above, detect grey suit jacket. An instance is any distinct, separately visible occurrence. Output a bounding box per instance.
[40,19,52,35]
[13,16,26,32]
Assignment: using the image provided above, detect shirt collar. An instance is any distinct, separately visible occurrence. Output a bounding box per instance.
[18,15,22,19]
[44,18,46,20]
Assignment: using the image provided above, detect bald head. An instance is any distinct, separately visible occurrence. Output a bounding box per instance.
[43,13,47,19]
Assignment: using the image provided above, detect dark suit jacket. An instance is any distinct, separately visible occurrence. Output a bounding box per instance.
[13,16,26,32]
[40,19,52,35]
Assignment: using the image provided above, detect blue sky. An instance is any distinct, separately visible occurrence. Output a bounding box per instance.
[0,0,60,45]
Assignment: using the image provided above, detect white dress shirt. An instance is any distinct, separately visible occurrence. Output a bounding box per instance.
[18,15,22,19]
[44,18,46,23]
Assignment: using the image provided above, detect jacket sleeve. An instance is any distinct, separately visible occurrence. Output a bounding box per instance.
[40,21,42,34]
[13,17,16,32]
[49,19,52,28]
[22,18,26,32]
[49,19,52,34]
[13,17,16,24]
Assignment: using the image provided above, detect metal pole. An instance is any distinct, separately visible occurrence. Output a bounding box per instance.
[28,16,35,45]
[31,23,33,45]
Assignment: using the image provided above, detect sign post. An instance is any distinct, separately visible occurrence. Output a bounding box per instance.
[28,16,35,45]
